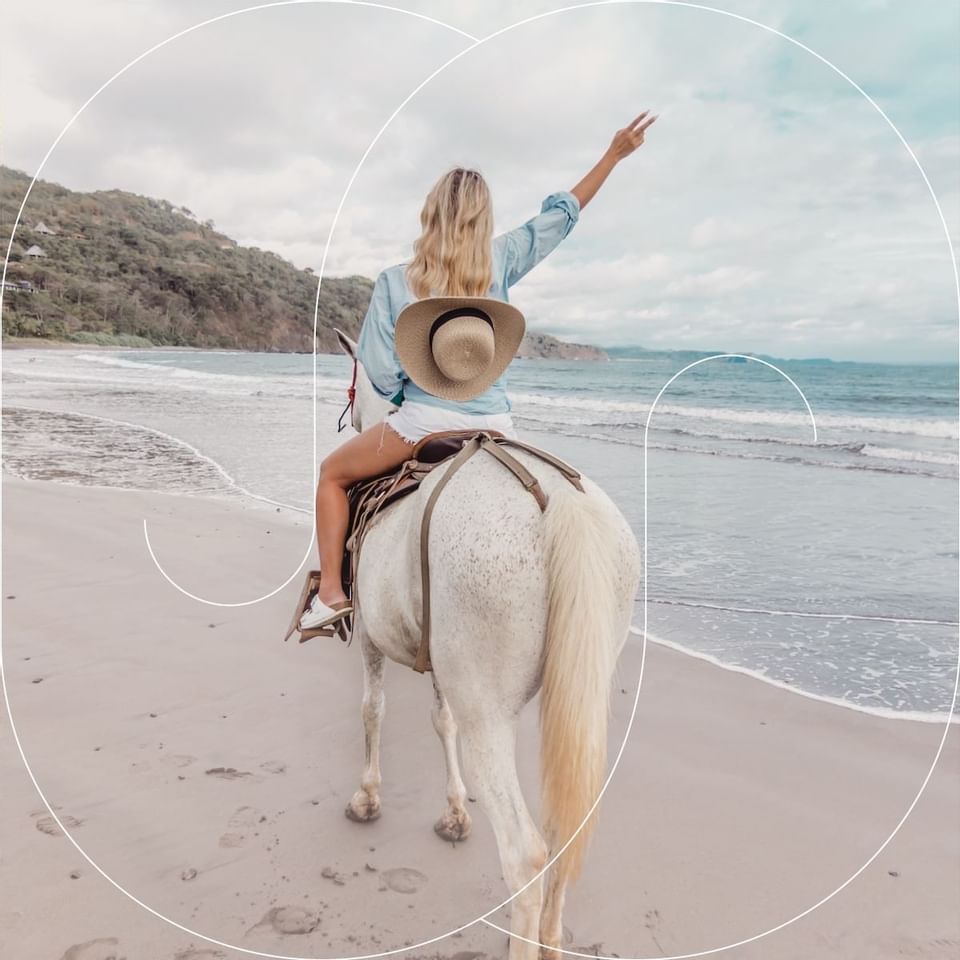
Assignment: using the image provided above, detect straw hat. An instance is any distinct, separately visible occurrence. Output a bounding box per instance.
[394,297,525,402]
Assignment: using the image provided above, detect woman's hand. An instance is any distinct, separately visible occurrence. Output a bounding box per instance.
[607,110,658,162]
[571,109,658,210]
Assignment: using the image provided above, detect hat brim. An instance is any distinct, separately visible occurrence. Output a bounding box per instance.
[394,296,526,402]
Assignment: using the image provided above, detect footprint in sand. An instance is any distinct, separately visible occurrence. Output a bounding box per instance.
[59,938,125,960]
[228,805,262,828]
[205,767,253,780]
[161,754,197,770]
[571,944,605,958]
[380,867,428,894]
[251,905,320,935]
[320,866,346,886]
[35,814,83,836]
[173,949,227,960]
[218,805,263,847]
[260,760,286,774]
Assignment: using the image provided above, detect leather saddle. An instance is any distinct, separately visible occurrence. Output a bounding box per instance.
[285,428,584,672]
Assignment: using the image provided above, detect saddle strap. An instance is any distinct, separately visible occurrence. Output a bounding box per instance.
[414,432,581,674]
[477,437,549,510]
[415,434,486,673]
[492,436,585,492]
[348,458,429,604]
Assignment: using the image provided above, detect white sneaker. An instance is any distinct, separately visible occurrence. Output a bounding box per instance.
[299,594,352,631]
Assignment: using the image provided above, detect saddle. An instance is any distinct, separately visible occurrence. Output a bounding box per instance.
[284,429,584,672]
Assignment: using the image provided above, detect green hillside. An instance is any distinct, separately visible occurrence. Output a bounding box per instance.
[1,167,605,359]
[0,166,372,352]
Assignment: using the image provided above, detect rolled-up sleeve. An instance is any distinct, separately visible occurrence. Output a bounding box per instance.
[499,190,581,287]
[356,271,404,403]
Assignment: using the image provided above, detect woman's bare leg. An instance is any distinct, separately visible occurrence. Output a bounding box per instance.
[315,420,415,606]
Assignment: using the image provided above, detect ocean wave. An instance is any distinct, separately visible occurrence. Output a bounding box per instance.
[576,421,957,464]
[860,444,959,466]
[645,597,959,627]
[20,353,956,443]
[515,420,957,479]
[630,627,958,724]
[656,428,959,467]
[75,353,185,373]
[511,392,958,440]
[76,352,297,386]
[17,352,347,403]
[0,406,306,514]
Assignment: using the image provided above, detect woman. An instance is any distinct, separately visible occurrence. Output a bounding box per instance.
[301,109,657,631]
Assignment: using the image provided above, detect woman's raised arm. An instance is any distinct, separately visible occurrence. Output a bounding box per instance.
[571,110,658,210]
[496,110,656,287]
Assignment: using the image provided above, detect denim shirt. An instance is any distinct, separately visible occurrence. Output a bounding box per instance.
[355,190,581,414]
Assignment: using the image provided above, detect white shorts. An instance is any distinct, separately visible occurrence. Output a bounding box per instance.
[383,400,518,444]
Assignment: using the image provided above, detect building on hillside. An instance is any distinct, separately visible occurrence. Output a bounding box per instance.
[34,221,57,235]
[24,245,47,258]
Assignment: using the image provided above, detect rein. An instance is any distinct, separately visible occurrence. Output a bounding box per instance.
[337,358,358,433]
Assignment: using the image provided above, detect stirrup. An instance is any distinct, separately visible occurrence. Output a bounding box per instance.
[283,570,352,644]
[299,595,353,632]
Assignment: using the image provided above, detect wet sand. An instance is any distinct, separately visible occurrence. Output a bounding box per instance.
[1,475,958,959]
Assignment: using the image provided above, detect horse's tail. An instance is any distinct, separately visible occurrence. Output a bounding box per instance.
[540,482,630,887]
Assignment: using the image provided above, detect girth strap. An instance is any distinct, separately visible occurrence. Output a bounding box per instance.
[415,434,485,672]
[413,432,582,674]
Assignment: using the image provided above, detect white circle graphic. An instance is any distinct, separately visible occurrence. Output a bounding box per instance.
[1,3,957,960]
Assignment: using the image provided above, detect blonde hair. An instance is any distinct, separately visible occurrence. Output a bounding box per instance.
[406,167,494,300]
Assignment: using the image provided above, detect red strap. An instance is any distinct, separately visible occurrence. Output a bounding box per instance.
[337,359,358,433]
[347,358,357,402]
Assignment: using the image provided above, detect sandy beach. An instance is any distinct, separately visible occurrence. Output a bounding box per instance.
[0,474,956,959]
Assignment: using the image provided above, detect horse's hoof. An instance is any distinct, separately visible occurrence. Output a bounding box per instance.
[433,809,471,842]
[538,923,566,959]
[345,791,381,823]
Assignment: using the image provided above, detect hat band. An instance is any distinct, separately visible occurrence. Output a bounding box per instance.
[428,307,493,349]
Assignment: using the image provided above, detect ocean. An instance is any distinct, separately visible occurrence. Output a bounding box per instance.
[3,346,957,722]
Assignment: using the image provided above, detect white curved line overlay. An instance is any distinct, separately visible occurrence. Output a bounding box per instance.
[1,3,956,960]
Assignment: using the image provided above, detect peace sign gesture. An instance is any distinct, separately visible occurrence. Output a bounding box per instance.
[570,108,659,209]
[608,110,658,161]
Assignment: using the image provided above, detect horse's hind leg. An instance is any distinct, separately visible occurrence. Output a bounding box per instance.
[539,861,568,958]
[456,712,546,960]
[345,633,384,823]
[431,678,472,842]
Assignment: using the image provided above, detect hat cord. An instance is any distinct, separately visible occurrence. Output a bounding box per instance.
[428,307,493,348]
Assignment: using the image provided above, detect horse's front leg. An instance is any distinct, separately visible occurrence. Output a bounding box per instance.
[345,633,384,822]
[431,678,472,842]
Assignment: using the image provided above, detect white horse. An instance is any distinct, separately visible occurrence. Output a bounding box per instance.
[333,330,641,958]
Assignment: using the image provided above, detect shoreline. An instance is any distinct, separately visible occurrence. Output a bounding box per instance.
[6,464,955,726]
[0,338,610,360]
[1,338,294,353]
[1,475,957,958]
[641,627,959,726]
[4,456,956,724]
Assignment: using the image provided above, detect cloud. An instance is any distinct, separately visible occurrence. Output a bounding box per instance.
[690,217,752,248]
[665,266,765,297]
[3,0,957,362]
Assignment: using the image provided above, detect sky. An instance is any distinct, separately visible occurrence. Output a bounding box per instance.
[2,0,958,362]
